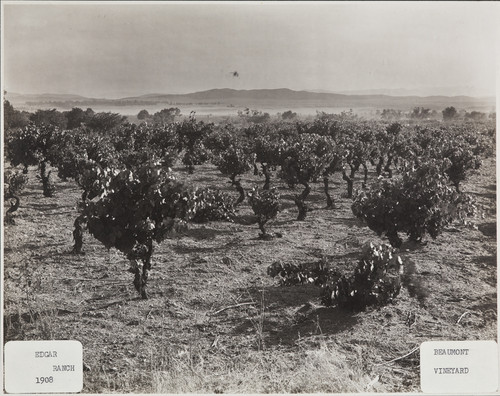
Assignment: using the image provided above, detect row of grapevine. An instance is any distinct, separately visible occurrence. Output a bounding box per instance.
[4,108,494,301]
[6,115,492,214]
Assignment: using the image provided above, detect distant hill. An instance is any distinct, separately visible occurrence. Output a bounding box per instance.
[6,92,91,102]
[5,88,496,113]
[336,86,495,97]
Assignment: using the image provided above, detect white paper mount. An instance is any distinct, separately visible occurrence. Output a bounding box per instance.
[4,340,83,393]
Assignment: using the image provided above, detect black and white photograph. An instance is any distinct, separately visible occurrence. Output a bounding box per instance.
[2,1,498,393]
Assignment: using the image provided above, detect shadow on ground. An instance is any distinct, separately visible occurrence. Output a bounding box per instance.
[478,222,496,238]
[226,284,358,347]
[180,227,237,241]
[25,202,75,211]
[265,306,359,346]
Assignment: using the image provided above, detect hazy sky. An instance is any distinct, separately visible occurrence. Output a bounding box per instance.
[2,2,499,98]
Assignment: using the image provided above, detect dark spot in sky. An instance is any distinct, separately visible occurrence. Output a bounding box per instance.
[232,71,239,78]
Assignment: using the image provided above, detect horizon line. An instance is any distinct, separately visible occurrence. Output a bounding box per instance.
[5,87,496,101]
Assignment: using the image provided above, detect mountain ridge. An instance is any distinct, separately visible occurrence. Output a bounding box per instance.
[5,88,495,112]
[6,88,495,102]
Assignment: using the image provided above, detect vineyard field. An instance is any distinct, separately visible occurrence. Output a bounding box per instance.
[3,149,496,393]
[4,2,499,393]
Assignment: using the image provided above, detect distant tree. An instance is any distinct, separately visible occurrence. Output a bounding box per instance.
[381,109,403,121]
[430,110,439,119]
[238,108,270,124]
[30,108,67,129]
[237,108,251,117]
[64,107,90,129]
[86,112,127,132]
[248,110,270,124]
[442,106,457,121]
[137,109,150,120]
[85,108,95,118]
[465,111,487,121]
[410,107,432,120]
[153,108,181,124]
[282,110,297,120]
[3,100,30,130]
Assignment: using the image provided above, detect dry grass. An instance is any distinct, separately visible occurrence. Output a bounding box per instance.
[151,341,382,394]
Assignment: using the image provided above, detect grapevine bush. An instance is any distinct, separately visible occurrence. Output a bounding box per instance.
[321,243,403,310]
[247,186,281,239]
[268,243,404,311]
[213,146,252,207]
[176,118,212,174]
[204,127,240,157]
[280,133,334,220]
[440,143,482,192]
[112,123,179,169]
[4,170,28,199]
[191,188,235,223]
[79,161,194,298]
[249,125,287,190]
[267,258,339,286]
[352,160,476,247]
[4,170,28,224]
[5,123,60,197]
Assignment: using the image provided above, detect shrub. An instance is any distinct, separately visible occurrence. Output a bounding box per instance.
[176,118,212,173]
[279,134,334,220]
[137,109,150,120]
[441,144,482,192]
[152,108,180,124]
[281,110,297,120]
[213,146,252,207]
[352,160,475,247]
[4,100,30,130]
[5,124,60,197]
[191,188,235,223]
[4,170,28,199]
[442,106,457,121]
[4,170,28,224]
[79,161,193,298]
[247,187,280,239]
[268,243,404,311]
[267,258,339,286]
[322,243,403,310]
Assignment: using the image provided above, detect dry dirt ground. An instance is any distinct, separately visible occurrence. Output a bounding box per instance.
[3,157,497,393]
